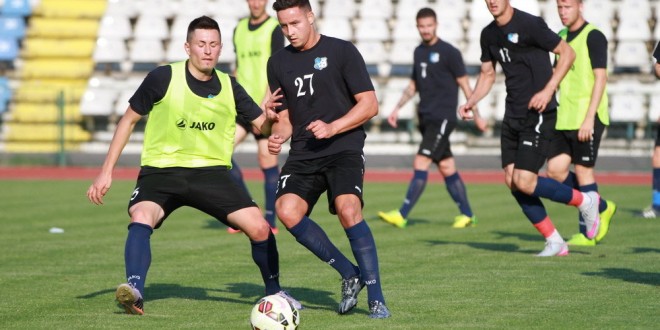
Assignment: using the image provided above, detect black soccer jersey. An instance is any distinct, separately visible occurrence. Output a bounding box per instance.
[654,41,660,62]
[267,35,374,161]
[412,39,466,122]
[128,62,262,124]
[480,9,561,118]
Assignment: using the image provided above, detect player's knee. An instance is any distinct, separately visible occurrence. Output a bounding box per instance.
[274,201,303,224]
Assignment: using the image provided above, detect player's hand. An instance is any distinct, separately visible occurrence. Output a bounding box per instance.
[387,110,399,128]
[307,120,335,139]
[458,103,475,120]
[87,173,112,205]
[578,116,595,142]
[268,134,286,155]
[264,88,283,121]
[528,89,553,112]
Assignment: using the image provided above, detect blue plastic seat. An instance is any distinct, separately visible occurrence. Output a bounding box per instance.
[1,0,32,17]
[0,15,26,39]
[0,36,19,61]
[0,76,11,113]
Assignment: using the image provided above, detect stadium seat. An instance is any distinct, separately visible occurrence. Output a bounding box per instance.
[616,17,651,42]
[0,75,10,113]
[32,0,106,19]
[1,0,31,17]
[510,0,540,16]
[355,41,387,76]
[358,0,392,19]
[583,0,615,23]
[80,87,119,116]
[0,15,26,39]
[617,0,651,22]
[609,79,648,140]
[395,0,430,19]
[613,41,651,73]
[114,89,134,116]
[0,36,19,62]
[128,38,165,72]
[133,15,169,40]
[354,18,390,43]
[469,0,493,24]
[437,17,464,46]
[97,13,132,40]
[322,0,355,19]
[165,36,187,63]
[23,38,95,58]
[318,17,353,41]
[27,17,99,38]
[463,39,482,75]
[434,0,467,21]
[540,1,564,33]
[391,18,419,42]
[388,39,417,76]
[105,0,138,18]
[93,37,128,72]
[213,0,250,20]
[19,59,94,79]
[134,0,177,19]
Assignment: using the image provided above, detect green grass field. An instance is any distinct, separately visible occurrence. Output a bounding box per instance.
[0,179,658,329]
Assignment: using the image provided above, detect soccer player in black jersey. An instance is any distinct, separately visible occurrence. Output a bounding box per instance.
[266,0,390,319]
[459,0,600,257]
[546,0,616,246]
[378,7,486,230]
[642,41,660,218]
[86,16,300,315]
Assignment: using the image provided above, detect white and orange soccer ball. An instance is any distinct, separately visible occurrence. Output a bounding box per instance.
[250,294,300,330]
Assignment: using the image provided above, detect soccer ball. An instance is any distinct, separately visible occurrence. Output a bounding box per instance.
[250,294,300,330]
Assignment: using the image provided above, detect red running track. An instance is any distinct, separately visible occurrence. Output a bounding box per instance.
[0,166,650,185]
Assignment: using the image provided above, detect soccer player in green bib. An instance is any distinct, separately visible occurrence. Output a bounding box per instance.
[546,0,616,246]
[228,0,286,234]
[86,16,300,315]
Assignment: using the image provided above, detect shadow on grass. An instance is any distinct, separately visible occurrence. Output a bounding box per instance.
[492,231,543,242]
[426,240,521,253]
[77,282,339,312]
[631,247,660,254]
[582,268,660,286]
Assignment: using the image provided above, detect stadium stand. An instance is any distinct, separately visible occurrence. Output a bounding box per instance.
[3,0,660,157]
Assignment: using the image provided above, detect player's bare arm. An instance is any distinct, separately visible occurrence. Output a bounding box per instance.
[655,62,660,79]
[268,109,292,155]
[578,67,607,142]
[307,90,378,139]
[457,75,487,132]
[459,60,495,120]
[87,107,142,205]
[387,80,416,128]
[529,40,575,112]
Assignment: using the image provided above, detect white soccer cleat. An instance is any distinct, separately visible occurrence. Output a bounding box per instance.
[536,241,569,257]
[579,191,601,239]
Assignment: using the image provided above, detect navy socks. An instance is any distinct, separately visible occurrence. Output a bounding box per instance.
[251,231,281,295]
[445,172,473,217]
[400,170,428,218]
[262,166,279,227]
[346,221,385,304]
[124,222,153,295]
[511,190,547,224]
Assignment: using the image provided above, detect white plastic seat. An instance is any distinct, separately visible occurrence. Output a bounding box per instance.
[80,87,119,116]
[380,77,416,120]
[388,39,417,65]
[511,0,540,16]
[613,41,651,73]
[358,0,392,19]
[583,0,615,23]
[322,0,355,19]
[391,18,419,42]
[395,0,430,20]
[617,0,651,21]
[129,38,165,71]
[93,37,127,69]
[97,13,132,40]
[434,0,467,21]
[354,18,390,43]
[616,17,651,42]
[609,80,647,122]
[133,15,169,40]
[437,18,464,46]
[463,38,483,73]
[469,0,493,24]
[212,0,249,20]
[165,36,187,62]
[318,17,352,41]
[134,0,177,19]
[355,41,387,76]
[105,0,138,18]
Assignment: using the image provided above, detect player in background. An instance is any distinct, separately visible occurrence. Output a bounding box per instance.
[228,0,286,234]
[545,0,616,246]
[86,16,300,315]
[266,0,390,319]
[378,7,487,229]
[458,0,600,257]
[641,40,660,218]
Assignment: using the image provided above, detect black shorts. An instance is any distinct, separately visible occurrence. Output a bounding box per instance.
[237,115,268,140]
[655,124,660,147]
[276,151,365,215]
[417,119,455,163]
[548,116,606,167]
[127,166,257,229]
[500,110,558,173]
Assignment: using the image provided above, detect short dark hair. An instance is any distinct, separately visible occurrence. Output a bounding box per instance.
[416,7,437,21]
[186,15,220,42]
[272,0,312,12]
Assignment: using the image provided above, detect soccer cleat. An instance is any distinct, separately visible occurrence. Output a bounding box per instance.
[595,200,617,243]
[452,215,477,228]
[338,275,364,314]
[116,283,144,315]
[579,191,600,239]
[276,290,303,310]
[368,300,391,319]
[566,233,596,246]
[227,227,242,234]
[377,210,407,228]
[640,206,658,219]
[536,241,569,257]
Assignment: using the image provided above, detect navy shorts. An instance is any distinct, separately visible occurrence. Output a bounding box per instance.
[500,110,558,173]
[237,115,268,140]
[276,151,365,215]
[548,115,606,167]
[417,119,455,163]
[655,124,660,147]
[128,166,257,229]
